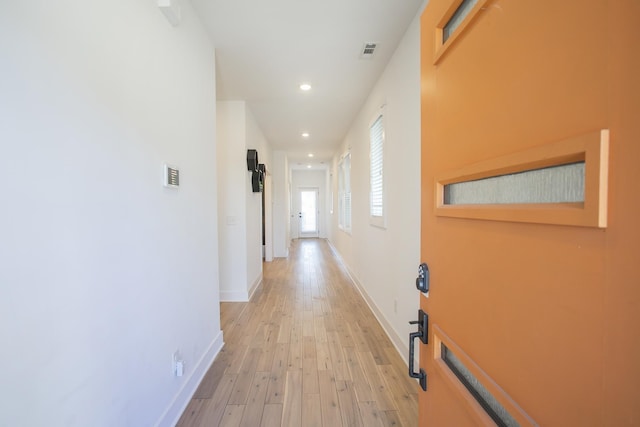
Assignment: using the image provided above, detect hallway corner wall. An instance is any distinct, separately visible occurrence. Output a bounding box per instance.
[217,101,249,301]
[217,101,271,301]
[272,151,291,257]
[245,107,271,294]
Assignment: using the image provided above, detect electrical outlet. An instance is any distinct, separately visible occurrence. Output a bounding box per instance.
[172,350,182,376]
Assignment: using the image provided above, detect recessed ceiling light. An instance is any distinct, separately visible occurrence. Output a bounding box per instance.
[299,83,312,91]
[308,153,314,158]
[302,132,310,138]
[307,165,312,169]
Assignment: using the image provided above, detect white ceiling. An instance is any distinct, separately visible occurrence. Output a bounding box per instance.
[190,0,425,167]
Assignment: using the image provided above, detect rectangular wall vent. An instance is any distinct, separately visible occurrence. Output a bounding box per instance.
[361,43,378,58]
[164,164,180,188]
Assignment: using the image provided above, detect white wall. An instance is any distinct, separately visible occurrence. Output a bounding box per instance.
[328,13,421,361]
[272,151,291,257]
[264,173,274,262]
[0,2,222,427]
[217,101,270,300]
[217,101,249,301]
[291,170,328,239]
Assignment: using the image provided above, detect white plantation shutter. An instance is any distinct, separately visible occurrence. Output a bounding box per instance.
[369,109,385,228]
[370,114,384,218]
[338,153,351,232]
[344,190,351,231]
[338,160,344,228]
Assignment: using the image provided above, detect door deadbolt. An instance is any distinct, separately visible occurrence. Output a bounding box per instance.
[416,262,429,293]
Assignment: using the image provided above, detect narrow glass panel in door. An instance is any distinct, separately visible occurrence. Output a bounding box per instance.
[299,189,319,237]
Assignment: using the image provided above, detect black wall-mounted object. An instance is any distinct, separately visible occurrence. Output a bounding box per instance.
[251,170,261,192]
[258,164,265,191]
[247,149,259,171]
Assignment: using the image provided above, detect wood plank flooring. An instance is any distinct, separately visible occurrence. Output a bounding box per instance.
[177,238,418,427]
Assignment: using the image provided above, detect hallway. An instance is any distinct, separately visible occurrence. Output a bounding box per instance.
[177,239,419,426]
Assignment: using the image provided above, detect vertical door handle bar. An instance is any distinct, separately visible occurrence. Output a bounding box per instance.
[409,331,427,391]
[408,309,428,391]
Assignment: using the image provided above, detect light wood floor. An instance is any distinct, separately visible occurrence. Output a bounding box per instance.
[177,238,419,427]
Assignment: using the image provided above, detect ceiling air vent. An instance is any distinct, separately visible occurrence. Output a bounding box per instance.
[361,43,378,59]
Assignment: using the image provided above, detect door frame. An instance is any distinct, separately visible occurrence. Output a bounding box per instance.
[296,186,320,238]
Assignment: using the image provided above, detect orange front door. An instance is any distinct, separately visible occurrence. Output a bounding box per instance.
[416,0,640,425]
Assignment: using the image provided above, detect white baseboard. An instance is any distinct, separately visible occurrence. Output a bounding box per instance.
[220,274,262,302]
[326,241,409,365]
[154,330,225,427]
[248,273,262,300]
[220,289,248,301]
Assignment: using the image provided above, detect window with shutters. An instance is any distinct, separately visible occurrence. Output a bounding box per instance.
[369,108,385,228]
[338,152,351,232]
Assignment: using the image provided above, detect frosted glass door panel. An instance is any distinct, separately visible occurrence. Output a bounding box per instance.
[300,190,318,233]
[444,162,585,205]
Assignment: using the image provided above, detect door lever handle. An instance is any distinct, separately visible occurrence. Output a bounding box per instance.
[409,309,428,344]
